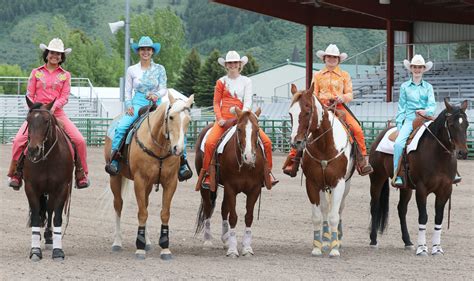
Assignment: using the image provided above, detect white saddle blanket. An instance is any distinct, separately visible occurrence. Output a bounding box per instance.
[200,126,264,154]
[375,121,433,155]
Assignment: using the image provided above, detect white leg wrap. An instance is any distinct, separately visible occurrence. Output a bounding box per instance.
[221,220,230,244]
[228,228,237,250]
[432,224,442,246]
[53,226,62,249]
[204,219,212,240]
[242,227,252,248]
[31,227,41,248]
[113,214,122,246]
[417,224,426,246]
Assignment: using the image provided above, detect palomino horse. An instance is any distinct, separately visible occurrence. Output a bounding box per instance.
[23,98,74,261]
[369,98,469,256]
[104,93,194,260]
[195,108,266,257]
[288,84,355,257]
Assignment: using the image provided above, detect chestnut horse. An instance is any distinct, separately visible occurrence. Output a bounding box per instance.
[195,108,266,257]
[104,94,194,260]
[23,98,74,261]
[369,98,469,256]
[288,84,355,257]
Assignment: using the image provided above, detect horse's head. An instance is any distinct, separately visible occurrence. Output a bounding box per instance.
[232,107,261,166]
[288,83,322,151]
[443,98,469,159]
[25,97,56,161]
[165,93,194,156]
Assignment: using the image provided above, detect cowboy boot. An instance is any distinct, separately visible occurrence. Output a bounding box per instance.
[195,168,209,191]
[391,156,405,188]
[7,157,23,190]
[283,150,302,178]
[263,164,279,190]
[178,156,193,182]
[105,149,120,176]
[73,152,90,189]
[355,146,373,176]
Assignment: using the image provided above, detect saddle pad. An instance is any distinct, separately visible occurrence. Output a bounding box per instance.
[375,121,433,155]
[200,126,264,154]
[107,112,149,145]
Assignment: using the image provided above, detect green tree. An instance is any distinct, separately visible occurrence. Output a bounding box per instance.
[0,64,27,95]
[291,45,300,62]
[113,8,186,86]
[193,49,225,106]
[175,48,201,97]
[241,53,259,76]
[455,43,471,59]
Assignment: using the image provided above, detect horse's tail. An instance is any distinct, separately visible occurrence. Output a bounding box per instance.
[194,190,218,236]
[28,194,48,228]
[371,179,390,233]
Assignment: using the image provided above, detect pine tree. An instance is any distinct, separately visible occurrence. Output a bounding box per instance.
[175,48,201,97]
[241,53,259,76]
[194,49,225,107]
[291,45,300,62]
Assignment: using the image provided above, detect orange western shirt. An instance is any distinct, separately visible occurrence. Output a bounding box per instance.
[312,66,353,106]
[213,75,252,120]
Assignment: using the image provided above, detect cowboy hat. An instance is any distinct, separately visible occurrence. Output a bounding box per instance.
[316,44,348,62]
[218,51,248,67]
[403,54,433,72]
[39,38,72,54]
[131,36,161,54]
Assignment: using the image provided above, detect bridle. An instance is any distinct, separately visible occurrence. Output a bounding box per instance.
[420,111,467,155]
[26,109,58,163]
[234,117,259,171]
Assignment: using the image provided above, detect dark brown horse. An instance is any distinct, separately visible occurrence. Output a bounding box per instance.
[369,98,469,256]
[288,84,355,258]
[195,108,266,257]
[104,94,194,260]
[23,97,74,261]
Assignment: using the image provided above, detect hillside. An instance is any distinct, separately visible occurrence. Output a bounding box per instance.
[0,0,386,73]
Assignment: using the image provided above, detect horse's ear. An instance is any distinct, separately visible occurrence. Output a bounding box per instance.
[444,97,452,111]
[168,91,175,104]
[231,106,242,117]
[460,100,468,112]
[308,82,314,96]
[291,84,298,95]
[186,94,194,108]
[255,107,261,117]
[26,96,33,109]
[45,99,55,111]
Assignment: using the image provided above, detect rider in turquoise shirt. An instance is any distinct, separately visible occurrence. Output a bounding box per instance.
[393,55,436,187]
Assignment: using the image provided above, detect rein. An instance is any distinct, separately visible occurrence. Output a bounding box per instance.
[26,109,59,163]
[420,113,454,155]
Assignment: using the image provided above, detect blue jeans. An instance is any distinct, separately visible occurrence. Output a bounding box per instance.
[393,121,414,174]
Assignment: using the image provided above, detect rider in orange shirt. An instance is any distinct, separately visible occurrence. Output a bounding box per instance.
[283,44,373,177]
[198,51,278,189]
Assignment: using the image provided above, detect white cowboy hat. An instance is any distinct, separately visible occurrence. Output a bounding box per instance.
[218,51,248,67]
[316,44,348,62]
[403,54,433,72]
[39,38,72,54]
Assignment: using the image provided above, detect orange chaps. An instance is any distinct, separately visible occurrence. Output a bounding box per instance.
[202,122,273,172]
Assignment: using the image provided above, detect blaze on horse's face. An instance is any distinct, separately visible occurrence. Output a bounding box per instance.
[166,94,194,156]
[25,98,55,161]
[288,83,316,151]
[233,107,261,166]
[444,98,469,159]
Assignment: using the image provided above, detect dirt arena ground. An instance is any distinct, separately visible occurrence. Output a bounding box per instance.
[0,144,472,280]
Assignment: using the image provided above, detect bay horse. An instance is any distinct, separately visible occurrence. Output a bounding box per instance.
[194,108,266,257]
[288,84,355,258]
[23,97,74,261]
[369,98,469,256]
[104,93,194,260]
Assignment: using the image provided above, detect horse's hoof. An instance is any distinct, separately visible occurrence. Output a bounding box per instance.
[311,248,323,257]
[416,251,428,257]
[30,254,42,262]
[432,251,444,256]
[160,253,173,261]
[145,244,152,252]
[112,245,122,252]
[45,243,53,250]
[52,248,65,261]
[135,249,146,260]
[29,248,42,261]
[226,253,239,258]
[405,245,415,250]
[242,247,254,257]
[203,240,213,248]
[329,249,340,258]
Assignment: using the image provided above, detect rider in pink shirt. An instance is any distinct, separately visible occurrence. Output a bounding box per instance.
[7,38,90,189]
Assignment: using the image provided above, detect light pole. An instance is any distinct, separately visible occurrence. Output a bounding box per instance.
[108,0,130,109]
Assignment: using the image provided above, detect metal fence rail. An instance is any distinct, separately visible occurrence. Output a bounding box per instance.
[1,117,473,158]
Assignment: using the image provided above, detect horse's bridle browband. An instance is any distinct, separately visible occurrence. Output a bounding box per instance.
[26,109,58,163]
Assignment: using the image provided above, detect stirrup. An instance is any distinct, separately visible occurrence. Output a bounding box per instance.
[391,176,404,188]
[178,162,193,182]
[105,160,119,176]
[453,175,462,184]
